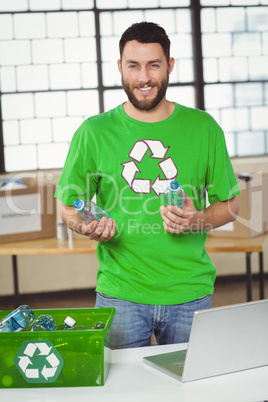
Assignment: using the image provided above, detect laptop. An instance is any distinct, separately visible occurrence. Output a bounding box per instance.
[143,299,268,382]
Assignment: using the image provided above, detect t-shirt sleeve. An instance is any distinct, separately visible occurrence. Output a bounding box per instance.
[206,119,240,205]
[54,121,99,206]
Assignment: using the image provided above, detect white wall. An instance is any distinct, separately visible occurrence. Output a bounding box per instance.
[0,254,98,296]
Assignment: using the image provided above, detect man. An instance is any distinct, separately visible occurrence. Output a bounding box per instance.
[55,22,240,349]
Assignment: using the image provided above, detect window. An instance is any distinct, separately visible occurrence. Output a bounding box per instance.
[0,0,267,172]
[201,1,268,156]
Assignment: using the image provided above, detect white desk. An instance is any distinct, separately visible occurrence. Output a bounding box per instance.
[0,343,267,402]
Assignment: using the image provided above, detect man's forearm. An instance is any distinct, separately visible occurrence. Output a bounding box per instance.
[195,196,239,231]
[61,204,85,234]
[160,196,239,234]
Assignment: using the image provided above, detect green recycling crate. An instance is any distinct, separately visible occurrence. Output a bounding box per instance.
[0,307,115,388]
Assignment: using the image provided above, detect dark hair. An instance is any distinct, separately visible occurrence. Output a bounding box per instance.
[119,22,170,62]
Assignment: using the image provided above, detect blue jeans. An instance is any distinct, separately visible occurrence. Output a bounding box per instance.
[95,293,211,349]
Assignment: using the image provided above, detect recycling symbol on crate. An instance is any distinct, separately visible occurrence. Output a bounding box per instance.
[14,340,64,384]
[121,140,178,197]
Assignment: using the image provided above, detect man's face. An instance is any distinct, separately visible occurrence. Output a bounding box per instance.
[118,40,173,111]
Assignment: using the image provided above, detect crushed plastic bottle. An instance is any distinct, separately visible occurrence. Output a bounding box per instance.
[31,314,56,332]
[56,316,76,330]
[73,199,111,224]
[56,316,86,331]
[92,321,105,329]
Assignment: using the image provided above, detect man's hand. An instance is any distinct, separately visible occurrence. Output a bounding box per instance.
[61,203,116,242]
[79,217,116,242]
[160,194,198,234]
[160,194,239,234]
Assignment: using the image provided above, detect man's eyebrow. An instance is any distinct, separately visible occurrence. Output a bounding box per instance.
[126,59,139,64]
[125,59,163,64]
[148,59,162,64]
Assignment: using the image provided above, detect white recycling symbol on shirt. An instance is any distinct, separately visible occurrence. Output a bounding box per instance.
[14,340,64,384]
[121,139,178,197]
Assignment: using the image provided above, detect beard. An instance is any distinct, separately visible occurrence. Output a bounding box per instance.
[121,74,169,111]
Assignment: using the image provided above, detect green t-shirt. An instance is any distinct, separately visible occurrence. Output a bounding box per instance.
[55,103,240,305]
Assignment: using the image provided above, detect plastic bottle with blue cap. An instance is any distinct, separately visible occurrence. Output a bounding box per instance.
[164,180,185,208]
[73,199,111,223]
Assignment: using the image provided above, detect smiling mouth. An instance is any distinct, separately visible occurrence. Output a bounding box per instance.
[139,87,153,92]
[136,86,156,96]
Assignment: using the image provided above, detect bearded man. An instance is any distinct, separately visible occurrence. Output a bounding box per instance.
[55,22,240,349]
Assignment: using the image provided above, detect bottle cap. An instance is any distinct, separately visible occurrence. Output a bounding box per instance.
[73,199,85,211]
[64,316,76,327]
[169,180,180,191]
